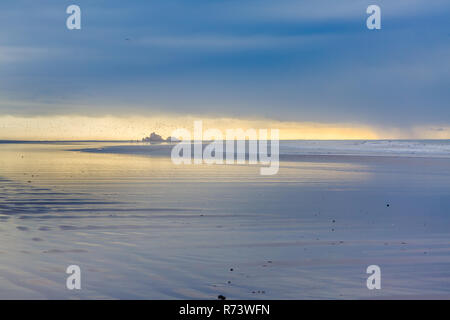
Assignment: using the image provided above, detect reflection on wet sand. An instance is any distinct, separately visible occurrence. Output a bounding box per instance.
[1,142,450,299]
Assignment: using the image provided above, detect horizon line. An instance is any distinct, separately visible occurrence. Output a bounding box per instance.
[1,139,450,143]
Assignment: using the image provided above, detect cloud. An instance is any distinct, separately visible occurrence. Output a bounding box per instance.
[0,46,54,63]
[136,34,321,50]
[237,0,450,22]
[0,0,449,134]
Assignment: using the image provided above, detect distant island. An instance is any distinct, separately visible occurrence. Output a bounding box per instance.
[142,132,180,143]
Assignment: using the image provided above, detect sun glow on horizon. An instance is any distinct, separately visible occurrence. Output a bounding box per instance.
[0,115,449,141]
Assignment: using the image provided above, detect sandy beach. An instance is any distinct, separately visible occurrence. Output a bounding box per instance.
[1,141,450,299]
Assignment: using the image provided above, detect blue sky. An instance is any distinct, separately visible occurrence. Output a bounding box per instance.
[0,0,449,129]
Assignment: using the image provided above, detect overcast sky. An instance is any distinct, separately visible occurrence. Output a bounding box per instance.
[0,0,449,130]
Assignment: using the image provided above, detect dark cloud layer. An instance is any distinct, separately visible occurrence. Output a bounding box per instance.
[0,0,449,126]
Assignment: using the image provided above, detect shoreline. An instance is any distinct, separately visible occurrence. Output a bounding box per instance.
[69,143,450,163]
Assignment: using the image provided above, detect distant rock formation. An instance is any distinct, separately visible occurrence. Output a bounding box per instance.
[141,132,180,143]
[142,132,165,143]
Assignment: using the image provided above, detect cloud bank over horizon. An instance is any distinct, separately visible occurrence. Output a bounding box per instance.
[0,0,449,138]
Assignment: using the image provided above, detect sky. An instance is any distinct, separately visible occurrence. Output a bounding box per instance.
[0,0,449,140]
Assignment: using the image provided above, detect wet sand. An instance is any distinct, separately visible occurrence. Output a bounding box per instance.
[1,142,450,299]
